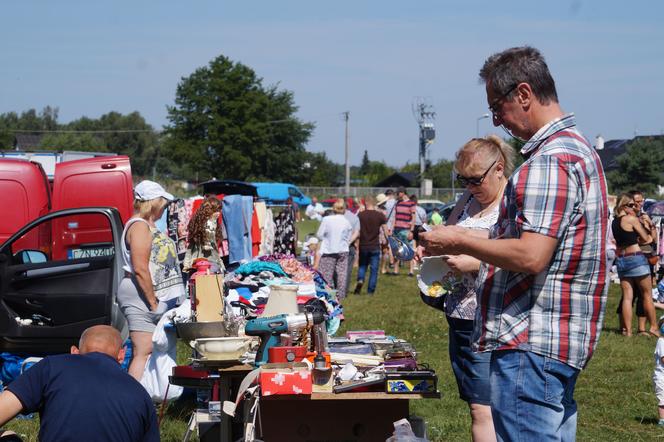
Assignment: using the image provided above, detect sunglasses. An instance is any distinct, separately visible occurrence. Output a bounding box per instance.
[456,160,497,187]
[626,203,637,209]
[489,84,518,116]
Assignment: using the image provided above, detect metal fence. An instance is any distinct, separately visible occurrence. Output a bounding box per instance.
[299,186,459,201]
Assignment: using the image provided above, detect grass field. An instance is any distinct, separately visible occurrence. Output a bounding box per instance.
[5,218,664,441]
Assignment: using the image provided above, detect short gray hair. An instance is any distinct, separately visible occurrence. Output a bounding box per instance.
[479,46,558,105]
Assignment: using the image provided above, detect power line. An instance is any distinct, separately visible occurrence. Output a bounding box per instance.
[342,111,350,196]
[8,129,157,134]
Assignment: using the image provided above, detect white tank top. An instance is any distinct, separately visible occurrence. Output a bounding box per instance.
[121,217,185,302]
[121,218,148,273]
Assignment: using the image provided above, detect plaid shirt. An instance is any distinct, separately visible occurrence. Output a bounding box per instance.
[472,114,609,369]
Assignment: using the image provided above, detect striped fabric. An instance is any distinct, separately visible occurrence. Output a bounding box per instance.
[394,200,416,230]
[471,114,609,370]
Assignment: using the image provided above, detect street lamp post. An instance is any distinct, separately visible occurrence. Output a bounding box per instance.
[476,113,490,138]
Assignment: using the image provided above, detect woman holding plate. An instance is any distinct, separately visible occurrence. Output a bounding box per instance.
[420,136,515,442]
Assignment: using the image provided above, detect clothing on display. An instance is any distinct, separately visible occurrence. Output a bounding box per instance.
[273,206,297,255]
[223,195,255,264]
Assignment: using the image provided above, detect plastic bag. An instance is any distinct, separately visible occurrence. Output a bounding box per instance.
[388,235,415,261]
[385,418,428,442]
[139,303,188,402]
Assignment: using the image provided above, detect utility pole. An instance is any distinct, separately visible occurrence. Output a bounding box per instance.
[342,111,350,196]
[412,98,436,194]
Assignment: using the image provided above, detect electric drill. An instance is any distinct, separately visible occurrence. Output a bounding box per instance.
[244,311,325,367]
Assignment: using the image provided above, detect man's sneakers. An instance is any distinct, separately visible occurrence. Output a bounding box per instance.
[353,281,363,295]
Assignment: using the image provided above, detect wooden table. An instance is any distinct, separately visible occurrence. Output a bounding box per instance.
[260,391,439,442]
[170,362,255,442]
[172,363,439,442]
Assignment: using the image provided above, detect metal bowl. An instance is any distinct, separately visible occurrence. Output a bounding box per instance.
[175,321,232,341]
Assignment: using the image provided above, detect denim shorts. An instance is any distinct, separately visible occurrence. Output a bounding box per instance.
[615,253,650,278]
[394,228,410,242]
[446,316,491,405]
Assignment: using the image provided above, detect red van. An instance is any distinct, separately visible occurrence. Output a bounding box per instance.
[0,159,51,247]
[50,156,133,261]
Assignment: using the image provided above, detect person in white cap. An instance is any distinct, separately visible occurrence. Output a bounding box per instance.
[119,180,185,380]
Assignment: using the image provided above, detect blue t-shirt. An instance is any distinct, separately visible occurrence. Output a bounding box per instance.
[7,352,159,442]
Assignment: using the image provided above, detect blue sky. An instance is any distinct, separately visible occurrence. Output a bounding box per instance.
[1,1,662,166]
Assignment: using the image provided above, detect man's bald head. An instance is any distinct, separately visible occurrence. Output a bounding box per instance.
[76,325,123,357]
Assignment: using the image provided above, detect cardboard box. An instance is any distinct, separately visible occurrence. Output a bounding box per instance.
[195,274,224,322]
[260,363,312,396]
[385,370,438,394]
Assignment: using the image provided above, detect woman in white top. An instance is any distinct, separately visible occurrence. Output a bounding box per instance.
[315,199,353,299]
[118,180,185,380]
[420,135,515,442]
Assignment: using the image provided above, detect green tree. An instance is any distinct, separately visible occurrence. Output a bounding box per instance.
[506,137,526,171]
[39,111,161,176]
[163,55,314,182]
[425,158,455,188]
[607,137,664,195]
[363,161,395,186]
[0,106,60,149]
[40,132,103,151]
[303,151,343,186]
[360,150,370,175]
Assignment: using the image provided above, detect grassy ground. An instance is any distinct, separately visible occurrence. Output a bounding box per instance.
[5,218,664,440]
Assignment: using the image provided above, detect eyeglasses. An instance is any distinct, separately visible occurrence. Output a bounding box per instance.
[456,160,497,187]
[489,84,518,116]
[626,203,637,209]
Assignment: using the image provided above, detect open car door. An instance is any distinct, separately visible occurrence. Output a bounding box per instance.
[0,207,126,355]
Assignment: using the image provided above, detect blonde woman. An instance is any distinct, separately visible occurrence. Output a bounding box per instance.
[422,135,515,442]
[612,193,659,337]
[118,180,186,380]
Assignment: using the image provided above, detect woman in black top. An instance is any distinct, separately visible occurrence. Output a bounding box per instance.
[612,193,659,337]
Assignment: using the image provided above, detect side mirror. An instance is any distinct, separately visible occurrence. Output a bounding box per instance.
[15,250,48,264]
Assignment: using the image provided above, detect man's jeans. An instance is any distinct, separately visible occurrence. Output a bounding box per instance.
[490,350,580,442]
[357,249,381,293]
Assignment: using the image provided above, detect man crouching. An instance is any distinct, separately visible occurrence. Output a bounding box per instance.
[0,325,159,442]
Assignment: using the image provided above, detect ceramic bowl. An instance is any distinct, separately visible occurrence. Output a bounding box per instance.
[417,255,463,298]
[189,336,253,361]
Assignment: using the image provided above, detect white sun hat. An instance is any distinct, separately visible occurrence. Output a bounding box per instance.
[134,180,174,202]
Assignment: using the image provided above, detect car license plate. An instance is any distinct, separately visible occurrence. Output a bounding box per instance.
[67,246,114,259]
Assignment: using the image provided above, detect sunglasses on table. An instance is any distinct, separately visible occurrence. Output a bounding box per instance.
[456,160,497,187]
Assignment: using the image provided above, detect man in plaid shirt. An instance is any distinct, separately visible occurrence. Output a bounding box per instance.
[420,46,608,441]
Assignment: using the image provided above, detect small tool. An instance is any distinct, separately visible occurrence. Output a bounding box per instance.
[245,312,325,367]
